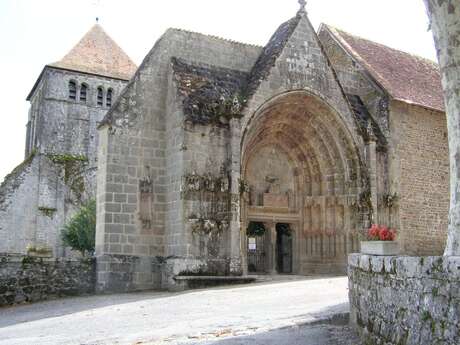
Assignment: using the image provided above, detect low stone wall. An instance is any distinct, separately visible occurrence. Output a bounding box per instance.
[0,254,95,306]
[348,254,460,345]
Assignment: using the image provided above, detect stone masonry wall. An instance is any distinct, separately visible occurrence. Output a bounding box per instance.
[349,253,460,345]
[0,253,95,307]
[320,25,449,256]
[96,29,261,291]
[0,153,40,254]
[0,66,129,257]
[390,101,449,255]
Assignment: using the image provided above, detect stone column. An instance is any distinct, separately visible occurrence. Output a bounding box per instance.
[366,125,378,225]
[229,118,243,275]
[291,223,300,274]
[266,222,277,274]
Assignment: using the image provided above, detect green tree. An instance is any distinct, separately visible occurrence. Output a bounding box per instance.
[61,199,96,256]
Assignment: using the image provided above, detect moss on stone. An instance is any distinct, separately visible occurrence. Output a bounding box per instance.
[38,206,57,217]
[47,154,88,201]
[421,310,432,321]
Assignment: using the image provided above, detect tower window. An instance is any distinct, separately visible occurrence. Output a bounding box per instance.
[106,88,113,107]
[97,87,104,106]
[69,81,77,100]
[80,83,88,102]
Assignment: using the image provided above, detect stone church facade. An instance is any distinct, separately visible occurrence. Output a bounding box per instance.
[0,7,448,291]
[94,8,448,291]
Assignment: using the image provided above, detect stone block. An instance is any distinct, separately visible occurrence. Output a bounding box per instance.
[370,256,384,273]
[358,255,371,271]
[348,253,360,268]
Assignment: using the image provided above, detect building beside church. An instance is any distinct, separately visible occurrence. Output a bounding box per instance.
[0,25,136,256]
[0,5,448,291]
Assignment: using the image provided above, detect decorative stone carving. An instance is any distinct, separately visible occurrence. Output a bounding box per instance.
[188,216,230,234]
[181,172,230,194]
[139,167,153,229]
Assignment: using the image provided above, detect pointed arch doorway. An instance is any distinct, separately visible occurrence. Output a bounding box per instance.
[240,91,366,276]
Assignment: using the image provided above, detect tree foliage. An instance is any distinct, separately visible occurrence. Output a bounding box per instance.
[61,199,96,256]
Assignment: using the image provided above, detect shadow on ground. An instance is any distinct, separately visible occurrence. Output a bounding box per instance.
[178,311,360,345]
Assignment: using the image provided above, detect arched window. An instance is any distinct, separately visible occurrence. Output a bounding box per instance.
[69,81,77,100]
[97,87,104,106]
[80,83,88,102]
[106,88,113,107]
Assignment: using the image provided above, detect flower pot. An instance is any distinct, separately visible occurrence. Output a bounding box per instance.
[360,241,399,256]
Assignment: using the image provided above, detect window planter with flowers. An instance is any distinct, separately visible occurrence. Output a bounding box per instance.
[360,224,399,255]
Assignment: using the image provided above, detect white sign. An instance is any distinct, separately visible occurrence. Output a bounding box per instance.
[248,237,257,250]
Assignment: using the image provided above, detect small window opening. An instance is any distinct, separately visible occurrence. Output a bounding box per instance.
[97,87,104,106]
[80,84,88,102]
[69,81,77,100]
[106,89,113,107]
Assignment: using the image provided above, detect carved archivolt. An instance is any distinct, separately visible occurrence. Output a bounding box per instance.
[240,92,372,260]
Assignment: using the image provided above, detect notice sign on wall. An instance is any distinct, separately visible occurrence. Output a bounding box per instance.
[248,237,257,250]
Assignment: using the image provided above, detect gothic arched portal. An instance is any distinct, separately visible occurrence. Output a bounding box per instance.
[241,91,367,275]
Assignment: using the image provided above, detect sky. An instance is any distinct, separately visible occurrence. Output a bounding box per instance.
[0,0,436,182]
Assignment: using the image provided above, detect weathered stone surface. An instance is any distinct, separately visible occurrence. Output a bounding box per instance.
[0,253,95,307]
[349,254,460,345]
[1,7,450,294]
[94,9,449,292]
[0,40,131,257]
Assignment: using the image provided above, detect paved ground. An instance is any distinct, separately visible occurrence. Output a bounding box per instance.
[0,276,359,345]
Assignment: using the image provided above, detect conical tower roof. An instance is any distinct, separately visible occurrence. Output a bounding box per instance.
[49,24,137,80]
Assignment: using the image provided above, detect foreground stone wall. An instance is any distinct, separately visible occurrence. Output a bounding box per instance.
[349,253,460,345]
[0,254,95,307]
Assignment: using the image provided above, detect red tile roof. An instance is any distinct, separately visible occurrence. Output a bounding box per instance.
[325,25,445,112]
[50,24,137,80]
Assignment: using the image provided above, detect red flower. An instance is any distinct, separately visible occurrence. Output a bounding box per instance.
[388,229,397,241]
[367,224,396,241]
[368,224,379,239]
[378,226,390,241]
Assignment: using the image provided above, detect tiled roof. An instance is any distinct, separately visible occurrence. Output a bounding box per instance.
[325,25,444,112]
[49,24,137,80]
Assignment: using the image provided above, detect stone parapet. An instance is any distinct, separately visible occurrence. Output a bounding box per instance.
[348,253,460,345]
[0,253,95,307]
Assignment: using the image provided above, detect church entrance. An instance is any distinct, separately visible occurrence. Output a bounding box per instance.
[240,91,366,276]
[246,222,267,273]
[276,223,293,274]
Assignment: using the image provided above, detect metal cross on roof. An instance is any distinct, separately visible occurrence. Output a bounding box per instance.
[298,0,307,11]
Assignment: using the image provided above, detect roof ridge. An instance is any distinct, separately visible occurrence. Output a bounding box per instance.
[246,14,303,97]
[168,27,262,48]
[323,23,438,66]
[321,23,444,112]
